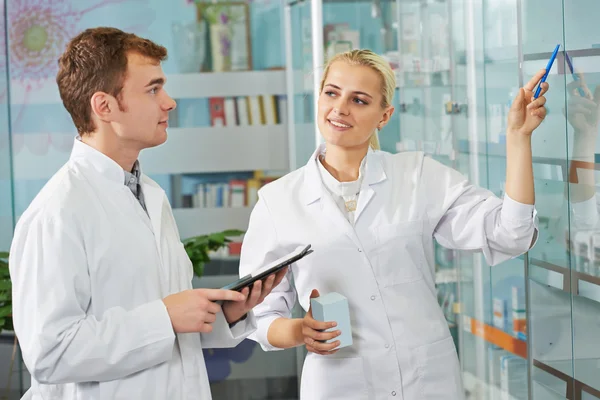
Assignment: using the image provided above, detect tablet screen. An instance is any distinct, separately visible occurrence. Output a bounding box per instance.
[222,244,313,291]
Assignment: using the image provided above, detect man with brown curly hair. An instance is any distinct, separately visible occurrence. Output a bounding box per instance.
[9,27,285,400]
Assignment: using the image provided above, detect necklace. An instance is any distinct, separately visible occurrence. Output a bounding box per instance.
[344,199,357,212]
[318,153,361,213]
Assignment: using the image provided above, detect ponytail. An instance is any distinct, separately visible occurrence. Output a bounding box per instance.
[369,128,380,150]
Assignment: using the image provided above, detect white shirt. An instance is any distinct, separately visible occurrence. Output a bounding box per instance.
[9,139,257,400]
[239,144,537,400]
[316,151,366,226]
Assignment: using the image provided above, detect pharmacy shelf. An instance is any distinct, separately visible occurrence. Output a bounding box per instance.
[435,267,473,284]
[173,207,252,239]
[529,272,600,396]
[139,125,289,175]
[533,359,600,398]
[529,257,600,302]
[456,46,600,66]
[10,125,289,180]
[457,140,566,164]
[462,371,519,400]
[461,315,527,359]
[10,70,289,105]
[192,274,239,290]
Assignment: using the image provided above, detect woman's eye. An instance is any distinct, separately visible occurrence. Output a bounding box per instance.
[325,91,336,97]
[354,98,367,105]
[149,87,158,94]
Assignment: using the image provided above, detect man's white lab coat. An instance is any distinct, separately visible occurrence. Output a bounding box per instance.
[9,139,256,399]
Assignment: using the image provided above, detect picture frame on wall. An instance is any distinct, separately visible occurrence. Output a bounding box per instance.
[196,1,253,72]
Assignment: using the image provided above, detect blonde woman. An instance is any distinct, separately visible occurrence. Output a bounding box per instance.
[239,49,548,399]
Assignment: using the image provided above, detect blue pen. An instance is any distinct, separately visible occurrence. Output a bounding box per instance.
[565,51,587,97]
[534,44,560,99]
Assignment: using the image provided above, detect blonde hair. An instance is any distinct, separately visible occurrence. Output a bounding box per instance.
[319,49,396,150]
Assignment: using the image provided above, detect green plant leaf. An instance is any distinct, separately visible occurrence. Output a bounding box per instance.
[0,281,11,292]
[182,230,245,279]
[0,252,8,259]
[193,263,204,278]
[0,305,11,318]
[4,318,13,332]
[221,229,245,237]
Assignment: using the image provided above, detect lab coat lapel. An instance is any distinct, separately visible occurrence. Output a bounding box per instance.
[301,147,363,248]
[354,150,387,224]
[140,180,164,257]
[141,180,170,294]
[320,188,362,247]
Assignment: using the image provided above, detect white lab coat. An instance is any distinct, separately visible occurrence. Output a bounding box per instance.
[9,139,256,400]
[239,145,538,400]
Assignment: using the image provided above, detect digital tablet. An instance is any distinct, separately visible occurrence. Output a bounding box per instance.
[222,244,313,292]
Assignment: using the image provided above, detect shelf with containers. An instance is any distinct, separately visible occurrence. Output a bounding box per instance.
[453,0,600,398]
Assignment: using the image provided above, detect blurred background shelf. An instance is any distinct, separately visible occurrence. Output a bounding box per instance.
[456,46,600,65]
[10,125,289,180]
[173,207,252,239]
[533,359,600,398]
[140,126,289,175]
[461,315,527,359]
[529,257,600,302]
[10,70,291,105]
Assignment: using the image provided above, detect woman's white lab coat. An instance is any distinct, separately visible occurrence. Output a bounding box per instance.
[9,139,256,400]
[239,145,537,400]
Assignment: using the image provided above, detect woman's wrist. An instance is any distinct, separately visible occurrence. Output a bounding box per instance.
[506,131,533,154]
[293,318,305,347]
[506,129,533,143]
[267,317,305,349]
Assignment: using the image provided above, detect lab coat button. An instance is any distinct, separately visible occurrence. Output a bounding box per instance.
[392,391,397,396]
[385,344,390,349]
[357,248,362,252]
[129,177,135,183]
[370,295,376,300]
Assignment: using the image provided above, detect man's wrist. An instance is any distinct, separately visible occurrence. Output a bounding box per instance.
[228,313,248,328]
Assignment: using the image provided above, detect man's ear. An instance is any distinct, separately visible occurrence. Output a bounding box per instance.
[90,92,118,122]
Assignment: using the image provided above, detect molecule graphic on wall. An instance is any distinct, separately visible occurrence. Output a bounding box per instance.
[0,0,150,156]
[9,0,145,118]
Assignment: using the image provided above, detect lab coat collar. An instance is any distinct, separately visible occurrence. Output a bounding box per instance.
[69,137,165,241]
[69,137,129,186]
[301,143,387,205]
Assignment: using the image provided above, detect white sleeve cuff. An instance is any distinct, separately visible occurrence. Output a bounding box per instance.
[215,310,257,341]
[200,310,257,349]
[249,314,285,352]
[228,311,258,339]
[501,193,536,221]
[137,299,176,345]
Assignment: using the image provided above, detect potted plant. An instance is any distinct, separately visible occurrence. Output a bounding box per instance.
[183,229,245,278]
